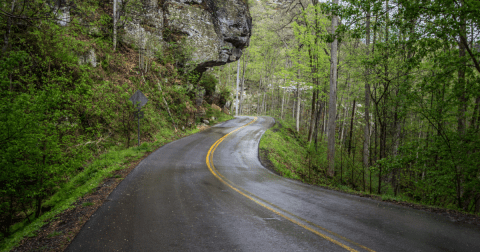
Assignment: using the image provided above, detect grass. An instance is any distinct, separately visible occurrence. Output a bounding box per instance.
[259,121,306,180]
[82,202,94,207]
[0,114,233,252]
[259,118,389,193]
[258,117,480,218]
[46,231,62,239]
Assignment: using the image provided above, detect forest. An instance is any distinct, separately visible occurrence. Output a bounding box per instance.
[220,0,480,215]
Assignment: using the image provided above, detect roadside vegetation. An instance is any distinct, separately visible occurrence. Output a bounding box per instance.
[0,0,234,250]
[260,118,405,197]
[245,0,480,217]
[260,117,476,215]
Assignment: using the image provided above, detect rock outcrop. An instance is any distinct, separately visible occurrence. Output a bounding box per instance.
[123,0,252,73]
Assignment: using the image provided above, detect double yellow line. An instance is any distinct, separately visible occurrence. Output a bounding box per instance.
[205,117,374,252]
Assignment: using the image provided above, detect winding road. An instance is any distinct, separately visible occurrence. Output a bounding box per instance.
[67,116,480,251]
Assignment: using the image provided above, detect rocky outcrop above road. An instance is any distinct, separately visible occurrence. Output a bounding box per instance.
[123,0,252,73]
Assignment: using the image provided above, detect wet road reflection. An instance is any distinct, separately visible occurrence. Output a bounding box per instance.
[67,116,480,252]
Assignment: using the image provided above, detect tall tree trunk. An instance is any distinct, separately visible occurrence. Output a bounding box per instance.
[340,78,352,144]
[308,88,317,142]
[260,91,265,114]
[2,0,16,54]
[327,0,340,177]
[240,78,244,115]
[240,50,248,114]
[230,62,234,90]
[363,7,371,170]
[475,193,480,213]
[348,99,356,155]
[471,96,480,130]
[392,100,401,196]
[281,87,285,119]
[113,0,117,51]
[235,58,241,116]
[454,1,467,209]
[313,91,321,149]
[292,92,296,119]
[307,3,320,142]
[377,0,390,195]
[296,83,301,132]
[321,102,327,141]
[340,106,349,145]
[257,93,260,115]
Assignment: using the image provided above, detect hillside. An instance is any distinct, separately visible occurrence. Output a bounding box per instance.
[0,0,252,250]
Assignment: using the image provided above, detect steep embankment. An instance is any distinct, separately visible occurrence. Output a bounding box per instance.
[1,0,251,251]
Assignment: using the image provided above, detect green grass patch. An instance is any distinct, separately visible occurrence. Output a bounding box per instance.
[259,118,478,218]
[46,231,62,239]
[82,202,94,207]
[259,119,306,180]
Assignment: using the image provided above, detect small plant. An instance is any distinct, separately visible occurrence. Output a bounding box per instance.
[47,231,62,238]
[199,72,218,99]
[27,232,37,238]
[82,202,94,207]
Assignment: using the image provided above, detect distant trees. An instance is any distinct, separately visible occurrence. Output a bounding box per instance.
[238,0,480,213]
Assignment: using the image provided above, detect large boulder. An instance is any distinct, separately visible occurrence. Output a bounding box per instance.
[122,0,164,50]
[123,0,252,73]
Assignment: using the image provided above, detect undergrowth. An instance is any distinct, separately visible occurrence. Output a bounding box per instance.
[259,118,479,216]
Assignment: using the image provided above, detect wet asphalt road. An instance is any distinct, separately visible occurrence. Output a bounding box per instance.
[67,116,480,252]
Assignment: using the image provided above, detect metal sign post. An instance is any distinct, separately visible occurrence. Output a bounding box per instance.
[129,90,148,146]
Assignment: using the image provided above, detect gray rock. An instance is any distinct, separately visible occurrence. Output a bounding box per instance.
[123,4,164,50]
[78,49,97,67]
[122,0,251,73]
[165,0,252,72]
[203,119,210,124]
[57,7,70,27]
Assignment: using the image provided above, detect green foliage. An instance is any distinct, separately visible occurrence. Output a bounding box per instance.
[259,119,306,180]
[46,231,62,238]
[0,0,233,248]
[289,4,330,85]
[247,0,480,216]
[82,202,94,207]
[0,44,90,237]
[199,72,218,98]
[217,84,232,108]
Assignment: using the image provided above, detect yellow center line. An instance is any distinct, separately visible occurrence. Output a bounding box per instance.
[205,117,375,252]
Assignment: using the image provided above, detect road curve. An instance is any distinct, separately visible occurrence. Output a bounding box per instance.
[67,116,480,251]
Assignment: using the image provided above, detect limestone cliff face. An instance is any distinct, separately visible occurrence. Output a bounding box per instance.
[124,0,252,73]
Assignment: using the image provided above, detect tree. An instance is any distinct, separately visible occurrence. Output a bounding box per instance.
[113,0,117,51]
[327,0,339,177]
